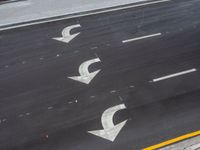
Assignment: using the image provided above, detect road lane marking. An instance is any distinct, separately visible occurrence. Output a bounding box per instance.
[0,0,171,31]
[122,33,162,43]
[110,90,117,93]
[88,104,127,142]
[129,85,135,88]
[56,54,61,57]
[118,96,124,101]
[151,68,197,82]
[143,130,200,150]
[18,114,24,118]
[4,65,9,68]
[25,112,30,116]
[53,24,81,43]
[68,58,101,84]
[47,106,53,110]
[90,96,95,98]
[91,46,98,50]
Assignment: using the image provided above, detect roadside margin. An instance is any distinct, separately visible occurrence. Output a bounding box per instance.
[0,0,170,31]
[143,130,200,150]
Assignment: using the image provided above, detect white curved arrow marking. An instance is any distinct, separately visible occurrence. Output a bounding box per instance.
[68,58,101,84]
[53,24,81,43]
[88,104,127,142]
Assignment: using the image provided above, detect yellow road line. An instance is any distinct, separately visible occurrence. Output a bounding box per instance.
[143,130,200,150]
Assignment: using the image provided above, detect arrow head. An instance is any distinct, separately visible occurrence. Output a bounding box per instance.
[88,120,127,142]
[68,69,101,84]
[53,32,80,43]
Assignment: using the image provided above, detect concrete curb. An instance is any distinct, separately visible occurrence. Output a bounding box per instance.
[0,0,162,31]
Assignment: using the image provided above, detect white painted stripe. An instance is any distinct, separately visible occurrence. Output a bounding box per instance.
[152,68,197,82]
[122,33,161,43]
[0,0,170,31]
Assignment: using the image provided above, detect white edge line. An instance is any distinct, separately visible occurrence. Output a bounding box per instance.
[122,33,162,43]
[151,68,197,82]
[0,0,171,31]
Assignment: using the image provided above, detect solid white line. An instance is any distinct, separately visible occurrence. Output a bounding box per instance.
[122,33,161,43]
[151,68,197,82]
[0,0,171,31]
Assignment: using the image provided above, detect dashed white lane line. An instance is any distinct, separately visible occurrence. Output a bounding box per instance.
[90,95,95,99]
[26,112,30,116]
[0,0,171,31]
[56,54,61,57]
[151,68,197,82]
[90,46,98,50]
[2,119,7,122]
[47,106,53,110]
[122,33,162,43]
[18,114,24,118]
[129,85,135,88]
[68,99,78,104]
[110,90,117,93]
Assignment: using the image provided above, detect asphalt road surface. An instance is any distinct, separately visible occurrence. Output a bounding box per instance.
[1,0,200,149]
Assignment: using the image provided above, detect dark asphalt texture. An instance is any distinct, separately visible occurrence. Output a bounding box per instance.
[1,0,200,149]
